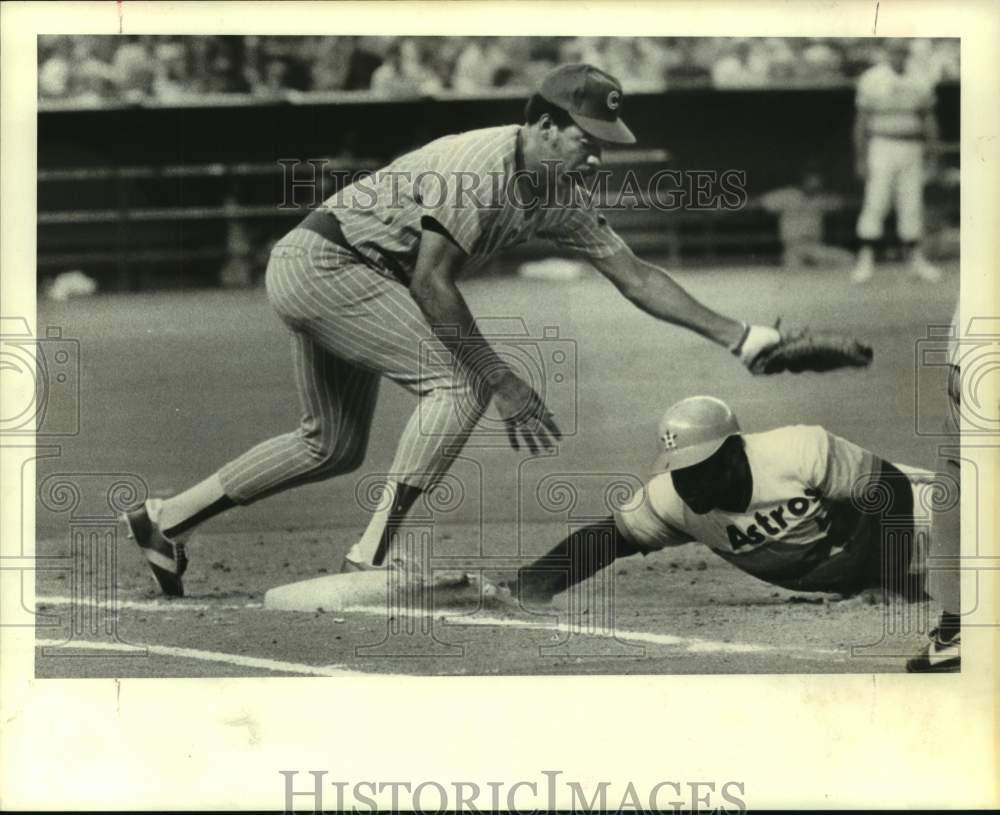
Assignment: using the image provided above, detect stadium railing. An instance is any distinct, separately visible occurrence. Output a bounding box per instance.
[38,84,959,291]
[38,149,795,289]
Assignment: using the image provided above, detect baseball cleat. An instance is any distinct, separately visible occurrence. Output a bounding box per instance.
[340,557,386,574]
[122,499,188,597]
[905,627,960,673]
[909,256,942,283]
[850,259,874,284]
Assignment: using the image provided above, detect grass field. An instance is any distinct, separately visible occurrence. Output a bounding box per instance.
[34,260,958,676]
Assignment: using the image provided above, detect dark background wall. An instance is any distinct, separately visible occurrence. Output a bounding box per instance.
[38,85,959,290]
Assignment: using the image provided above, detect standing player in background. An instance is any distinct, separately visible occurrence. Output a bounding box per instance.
[907,301,961,672]
[123,63,787,596]
[851,38,942,284]
[759,166,853,272]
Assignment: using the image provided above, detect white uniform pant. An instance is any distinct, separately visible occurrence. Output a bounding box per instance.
[856,137,926,242]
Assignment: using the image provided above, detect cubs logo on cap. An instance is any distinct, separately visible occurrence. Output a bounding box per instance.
[538,63,636,145]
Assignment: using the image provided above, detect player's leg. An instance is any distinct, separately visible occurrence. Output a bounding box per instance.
[350,376,489,570]
[126,328,380,594]
[908,379,961,672]
[216,332,379,501]
[343,383,490,570]
[510,516,642,602]
[227,231,488,575]
[896,142,942,282]
[164,232,383,515]
[124,231,381,594]
[853,139,893,283]
[784,459,920,598]
[328,267,492,570]
[782,242,809,271]
[212,230,489,574]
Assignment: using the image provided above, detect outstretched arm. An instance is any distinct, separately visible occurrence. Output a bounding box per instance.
[588,246,780,367]
[513,476,697,601]
[409,226,508,388]
[514,515,642,602]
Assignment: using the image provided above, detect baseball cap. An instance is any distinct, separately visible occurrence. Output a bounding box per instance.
[538,63,636,145]
[653,396,741,472]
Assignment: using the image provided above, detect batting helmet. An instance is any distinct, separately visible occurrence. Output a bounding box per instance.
[653,396,741,472]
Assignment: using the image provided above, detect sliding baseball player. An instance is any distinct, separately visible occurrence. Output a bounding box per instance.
[513,396,933,603]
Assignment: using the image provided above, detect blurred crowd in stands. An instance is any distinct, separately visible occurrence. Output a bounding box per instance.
[39,35,960,106]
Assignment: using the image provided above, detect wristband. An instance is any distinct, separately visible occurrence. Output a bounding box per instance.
[728,322,750,355]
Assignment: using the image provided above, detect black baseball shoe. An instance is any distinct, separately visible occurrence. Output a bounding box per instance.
[340,556,387,574]
[122,499,188,597]
[341,547,422,578]
[906,627,960,673]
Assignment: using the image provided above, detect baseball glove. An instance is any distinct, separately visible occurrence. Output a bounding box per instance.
[747,328,873,375]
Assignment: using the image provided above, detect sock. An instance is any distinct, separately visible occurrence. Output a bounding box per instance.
[157,473,235,540]
[938,610,961,640]
[856,241,876,262]
[516,516,640,599]
[346,480,423,566]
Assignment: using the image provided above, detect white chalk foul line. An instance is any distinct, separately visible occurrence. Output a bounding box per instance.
[35,638,367,677]
[35,595,843,660]
[342,604,846,658]
[36,595,262,612]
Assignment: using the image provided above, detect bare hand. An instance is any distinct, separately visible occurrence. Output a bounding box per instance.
[855,158,868,180]
[492,372,562,454]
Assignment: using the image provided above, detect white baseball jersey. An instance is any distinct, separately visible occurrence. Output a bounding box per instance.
[614,425,878,585]
[855,63,935,139]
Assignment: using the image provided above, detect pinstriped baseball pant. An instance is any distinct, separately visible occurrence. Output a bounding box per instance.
[217,228,489,504]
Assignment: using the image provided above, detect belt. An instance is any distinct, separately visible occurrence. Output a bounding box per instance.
[298,208,355,251]
[297,207,409,287]
[869,133,925,141]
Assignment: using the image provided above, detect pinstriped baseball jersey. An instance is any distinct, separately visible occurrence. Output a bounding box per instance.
[323,125,627,283]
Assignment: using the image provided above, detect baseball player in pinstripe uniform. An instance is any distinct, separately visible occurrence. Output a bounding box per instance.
[124,63,784,596]
[851,39,942,284]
